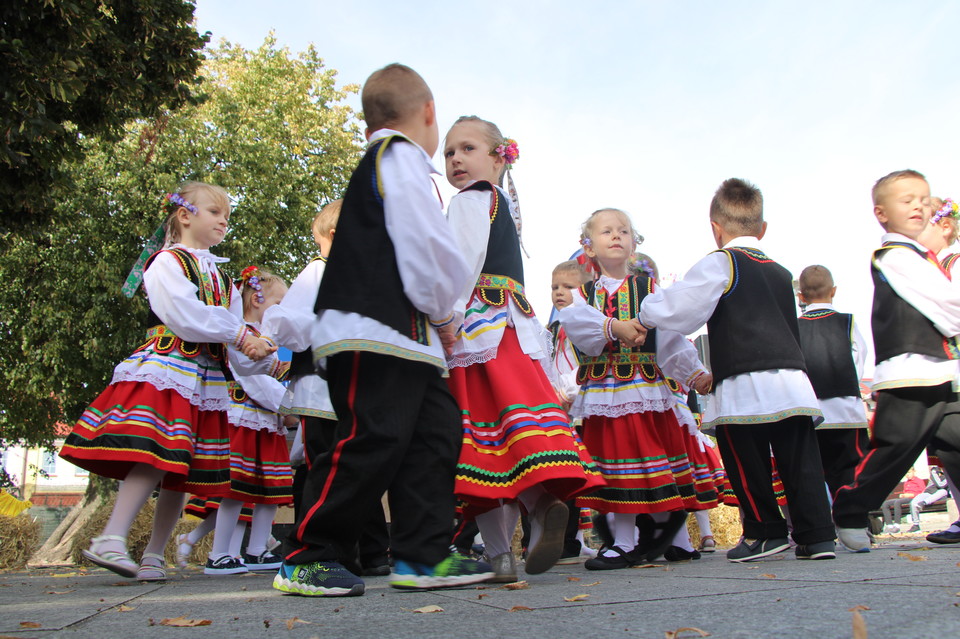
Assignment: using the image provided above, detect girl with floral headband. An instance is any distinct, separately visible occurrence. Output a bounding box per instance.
[60,182,279,581]
[559,208,713,570]
[442,116,604,581]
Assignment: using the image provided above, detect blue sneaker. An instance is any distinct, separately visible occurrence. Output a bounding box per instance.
[390,554,494,590]
[272,560,365,597]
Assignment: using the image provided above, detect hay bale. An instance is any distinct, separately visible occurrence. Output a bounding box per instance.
[0,513,42,569]
[687,505,742,549]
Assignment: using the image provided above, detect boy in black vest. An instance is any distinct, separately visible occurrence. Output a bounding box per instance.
[796,265,869,499]
[639,178,836,562]
[830,169,960,552]
[272,63,492,597]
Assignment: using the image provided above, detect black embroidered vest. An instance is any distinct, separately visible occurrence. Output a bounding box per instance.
[137,247,232,363]
[315,135,429,345]
[706,247,807,383]
[461,181,533,316]
[798,309,861,399]
[871,243,959,364]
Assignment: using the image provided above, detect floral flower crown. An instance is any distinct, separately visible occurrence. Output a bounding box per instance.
[630,256,657,279]
[240,265,265,304]
[162,192,198,216]
[932,198,960,224]
[492,138,520,168]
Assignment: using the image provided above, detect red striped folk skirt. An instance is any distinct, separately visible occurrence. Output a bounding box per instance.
[576,408,698,515]
[449,328,604,515]
[680,430,721,511]
[60,381,230,496]
[222,425,293,505]
[185,495,254,524]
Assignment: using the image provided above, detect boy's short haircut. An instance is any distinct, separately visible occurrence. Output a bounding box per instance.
[362,63,433,132]
[710,178,764,236]
[871,169,926,206]
[799,265,834,301]
[313,199,342,237]
[552,260,590,284]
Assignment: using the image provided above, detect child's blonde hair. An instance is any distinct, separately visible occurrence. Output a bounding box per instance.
[312,199,342,238]
[238,266,287,314]
[579,208,643,247]
[798,265,834,301]
[710,178,763,236]
[163,181,231,245]
[552,260,590,284]
[448,115,510,185]
[872,169,926,206]
[930,196,960,245]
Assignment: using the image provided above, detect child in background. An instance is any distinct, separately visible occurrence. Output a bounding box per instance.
[830,171,960,552]
[443,117,603,580]
[60,183,276,580]
[201,266,294,575]
[549,260,598,563]
[879,467,926,533]
[640,178,836,562]
[261,200,391,576]
[274,64,490,597]
[560,209,711,570]
[914,196,960,545]
[796,265,869,499]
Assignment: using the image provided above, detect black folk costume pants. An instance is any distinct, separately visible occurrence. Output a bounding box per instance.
[816,427,870,499]
[282,351,461,566]
[928,398,960,493]
[833,383,957,529]
[716,416,835,544]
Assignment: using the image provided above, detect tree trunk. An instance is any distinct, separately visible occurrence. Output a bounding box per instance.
[28,493,103,567]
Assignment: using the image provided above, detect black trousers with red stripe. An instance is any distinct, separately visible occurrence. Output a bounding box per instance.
[716,416,835,544]
[833,383,957,529]
[282,351,461,566]
[816,427,870,499]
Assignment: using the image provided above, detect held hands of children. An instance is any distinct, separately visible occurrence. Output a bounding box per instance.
[692,372,714,395]
[241,335,278,361]
[612,318,647,346]
[437,323,459,355]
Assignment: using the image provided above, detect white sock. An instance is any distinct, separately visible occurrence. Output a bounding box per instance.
[101,464,165,541]
[476,503,520,558]
[246,504,277,557]
[187,515,216,545]
[143,489,186,556]
[210,499,243,559]
[228,521,246,558]
[672,521,695,552]
[695,510,713,538]
[602,513,638,556]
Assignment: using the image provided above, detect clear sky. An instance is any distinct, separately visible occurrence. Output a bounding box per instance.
[195,1,960,372]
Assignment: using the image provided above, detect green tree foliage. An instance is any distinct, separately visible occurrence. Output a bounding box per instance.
[0,36,363,446]
[0,0,208,232]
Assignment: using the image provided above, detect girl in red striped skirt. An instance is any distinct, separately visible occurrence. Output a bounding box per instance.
[559,209,713,570]
[60,183,278,581]
[442,117,604,580]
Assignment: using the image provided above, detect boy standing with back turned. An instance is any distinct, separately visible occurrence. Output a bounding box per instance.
[639,178,837,562]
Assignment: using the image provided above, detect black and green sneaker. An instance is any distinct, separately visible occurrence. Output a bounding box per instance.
[272,560,365,597]
[390,553,494,590]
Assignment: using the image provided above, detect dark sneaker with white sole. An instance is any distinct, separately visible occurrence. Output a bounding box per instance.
[795,540,836,560]
[273,560,365,597]
[204,555,249,575]
[242,550,283,571]
[390,554,493,590]
[726,537,790,562]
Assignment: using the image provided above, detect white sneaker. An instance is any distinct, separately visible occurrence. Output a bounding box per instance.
[837,527,871,553]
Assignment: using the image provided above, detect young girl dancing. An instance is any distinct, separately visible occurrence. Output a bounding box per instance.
[443,116,604,579]
[200,266,295,575]
[60,182,277,580]
[559,208,712,570]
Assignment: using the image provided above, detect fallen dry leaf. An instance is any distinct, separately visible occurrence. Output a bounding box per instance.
[500,580,530,590]
[46,590,75,594]
[896,552,927,562]
[478,593,489,600]
[509,605,533,612]
[760,574,777,579]
[159,616,212,627]
[563,594,590,602]
[284,617,311,630]
[112,581,130,587]
[412,605,444,614]
[848,605,871,612]
[632,563,661,569]
[664,627,710,639]
[19,622,41,628]
[118,604,135,612]
[852,610,867,639]
[584,581,601,587]
[51,573,77,578]
[567,576,581,582]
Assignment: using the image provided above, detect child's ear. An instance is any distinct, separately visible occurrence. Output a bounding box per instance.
[424,100,436,127]
[798,291,808,305]
[874,204,888,226]
[177,207,194,228]
[328,228,335,241]
[756,221,768,240]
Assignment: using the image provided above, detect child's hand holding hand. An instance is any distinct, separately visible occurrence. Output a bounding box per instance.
[612,319,647,346]
[243,336,278,361]
[437,323,459,355]
[692,372,714,395]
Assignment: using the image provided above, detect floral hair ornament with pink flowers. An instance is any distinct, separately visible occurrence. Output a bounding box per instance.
[240,265,265,304]
[492,138,520,168]
[932,198,960,224]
